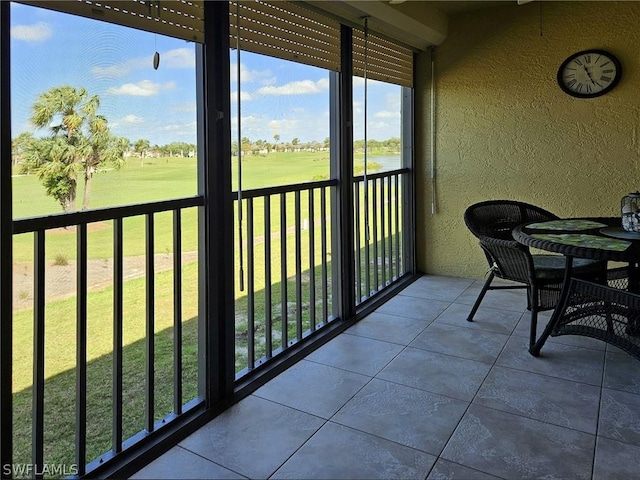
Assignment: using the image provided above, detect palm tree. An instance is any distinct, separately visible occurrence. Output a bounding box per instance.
[134,138,151,167]
[81,119,126,210]
[24,85,124,212]
[11,132,35,167]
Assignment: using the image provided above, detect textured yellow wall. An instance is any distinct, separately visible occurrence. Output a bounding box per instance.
[416,1,640,278]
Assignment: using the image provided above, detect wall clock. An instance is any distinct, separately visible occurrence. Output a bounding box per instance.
[557,49,622,98]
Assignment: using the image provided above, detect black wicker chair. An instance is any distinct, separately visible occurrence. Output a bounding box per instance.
[463,200,607,348]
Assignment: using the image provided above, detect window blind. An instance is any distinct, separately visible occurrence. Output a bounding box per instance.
[230,1,341,72]
[353,29,413,88]
[19,0,204,43]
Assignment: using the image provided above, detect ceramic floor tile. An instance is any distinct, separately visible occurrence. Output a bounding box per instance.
[513,311,607,350]
[375,294,450,321]
[377,347,491,401]
[454,282,528,313]
[178,396,323,479]
[496,334,605,386]
[426,459,504,480]
[253,359,370,419]
[441,404,595,480]
[593,437,640,480]
[398,275,474,302]
[346,311,430,345]
[331,378,469,455]
[271,422,437,480]
[598,388,640,446]
[304,333,403,376]
[409,322,509,364]
[511,310,551,339]
[435,302,521,336]
[130,446,246,480]
[603,351,640,394]
[474,365,600,434]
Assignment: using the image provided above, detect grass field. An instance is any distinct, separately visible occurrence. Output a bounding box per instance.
[12,151,381,262]
[10,150,398,471]
[11,150,355,217]
[13,151,333,261]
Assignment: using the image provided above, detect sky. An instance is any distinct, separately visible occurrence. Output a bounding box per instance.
[10,2,403,146]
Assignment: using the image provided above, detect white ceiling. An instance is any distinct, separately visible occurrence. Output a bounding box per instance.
[305,0,511,51]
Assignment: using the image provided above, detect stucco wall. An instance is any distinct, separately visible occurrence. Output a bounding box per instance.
[415,1,640,278]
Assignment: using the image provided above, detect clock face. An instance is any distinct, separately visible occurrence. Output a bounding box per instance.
[557,50,622,98]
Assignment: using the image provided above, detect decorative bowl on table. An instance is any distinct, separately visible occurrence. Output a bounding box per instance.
[621,192,640,232]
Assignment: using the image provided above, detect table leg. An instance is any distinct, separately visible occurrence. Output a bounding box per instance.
[627,262,640,336]
[529,256,574,356]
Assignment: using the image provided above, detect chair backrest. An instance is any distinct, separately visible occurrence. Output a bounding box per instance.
[464,200,559,283]
[464,200,559,241]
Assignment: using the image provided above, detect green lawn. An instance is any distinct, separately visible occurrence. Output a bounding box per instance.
[12,151,339,219]
[12,262,200,468]
[13,152,343,263]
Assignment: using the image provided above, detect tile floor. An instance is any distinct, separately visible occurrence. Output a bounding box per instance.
[131,275,640,480]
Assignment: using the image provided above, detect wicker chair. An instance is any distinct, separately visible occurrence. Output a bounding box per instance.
[463,200,607,348]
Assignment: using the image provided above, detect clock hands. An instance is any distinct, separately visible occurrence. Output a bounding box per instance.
[582,64,595,84]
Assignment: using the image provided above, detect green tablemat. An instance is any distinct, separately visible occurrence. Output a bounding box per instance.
[531,233,631,251]
[527,219,608,231]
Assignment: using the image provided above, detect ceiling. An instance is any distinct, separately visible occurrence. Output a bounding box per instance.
[305,0,515,50]
[421,1,509,15]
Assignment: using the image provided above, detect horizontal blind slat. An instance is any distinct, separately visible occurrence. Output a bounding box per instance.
[21,0,204,42]
[233,34,341,70]
[353,30,413,88]
[231,13,341,56]
[231,1,341,72]
[236,2,339,40]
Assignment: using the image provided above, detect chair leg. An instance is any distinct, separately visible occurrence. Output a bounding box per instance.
[467,271,495,322]
[529,307,539,351]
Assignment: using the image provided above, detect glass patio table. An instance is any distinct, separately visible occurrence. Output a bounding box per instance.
[513,217,640,360]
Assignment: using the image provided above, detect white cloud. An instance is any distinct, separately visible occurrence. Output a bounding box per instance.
[230,111,329,143]
[159,48,195,69]
[231,91,254,101]
[92,48,194,78]
[230,63,273,84]
[172,103,196,114]
[11,23,52,42]
[109,114,145,130]
[369,120,400,140]
[384,92,401,110]
[353,100,363,116]
[258,78,329,96]
[107,80,175,97]
[109,114,146,133]
[266,111,329,142]
[92,62,134,79]
[231,114,273,139]
[121,114,144,124]
[161,121,196,132]
[374,110,400,119]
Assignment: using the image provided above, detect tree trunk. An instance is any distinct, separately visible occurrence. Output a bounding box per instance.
[82,171,92,210]
[61,183,77,213]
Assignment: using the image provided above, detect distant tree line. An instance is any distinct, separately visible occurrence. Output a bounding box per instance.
[230,136,400,157]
